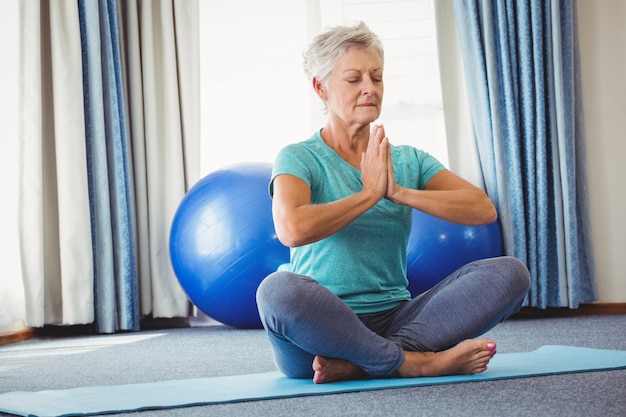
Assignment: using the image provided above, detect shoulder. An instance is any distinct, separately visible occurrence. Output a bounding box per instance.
[392,144,443,168]
[271,131,327,193]
[276,131,324,161]
[391,144,446,188]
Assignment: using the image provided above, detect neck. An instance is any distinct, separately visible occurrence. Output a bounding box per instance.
[320,121,370,169]
[321,121,370,152]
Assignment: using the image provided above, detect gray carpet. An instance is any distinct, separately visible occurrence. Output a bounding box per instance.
[1,314,625,416]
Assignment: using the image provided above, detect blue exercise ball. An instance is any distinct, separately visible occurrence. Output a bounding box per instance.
[169,162,289,329]
[406,210,503,297]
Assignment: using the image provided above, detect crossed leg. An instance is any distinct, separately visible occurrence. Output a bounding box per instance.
[257,257,529,384]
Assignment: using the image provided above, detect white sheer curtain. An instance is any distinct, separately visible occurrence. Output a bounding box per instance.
[120,0,200,319]
[20,0,94,327]
[0,0,24,332]
[17,0,198,329]
[434,0,483,187]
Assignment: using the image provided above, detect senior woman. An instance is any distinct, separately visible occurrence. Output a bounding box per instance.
[256,21,530,384]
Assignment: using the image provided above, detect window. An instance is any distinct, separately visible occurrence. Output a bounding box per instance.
[199,0,447,175]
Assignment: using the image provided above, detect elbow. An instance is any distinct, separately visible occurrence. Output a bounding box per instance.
[481,201,498,225]
[467,198,497,226]
[485,206,498,224]
[272,206,306,247]
[276,233,300,248]
[274,222,308,248]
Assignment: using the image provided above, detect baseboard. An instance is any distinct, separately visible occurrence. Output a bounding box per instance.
[514,303,626,318]
[0,327,40,347]
[0,317,191,347]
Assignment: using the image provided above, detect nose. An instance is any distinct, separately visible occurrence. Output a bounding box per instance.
[361,75,377,95]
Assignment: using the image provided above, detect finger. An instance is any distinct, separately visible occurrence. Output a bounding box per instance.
[369,125,381,149]
[386,141,394,177]
[377,124,386,140]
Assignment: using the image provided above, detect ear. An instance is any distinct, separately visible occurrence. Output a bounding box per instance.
[312,77,327,100]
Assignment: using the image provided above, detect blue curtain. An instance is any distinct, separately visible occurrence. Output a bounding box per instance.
[452,0,596,308]
[78,0,139,332]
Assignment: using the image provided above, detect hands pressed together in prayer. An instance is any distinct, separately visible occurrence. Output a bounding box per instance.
[360,124,400,202]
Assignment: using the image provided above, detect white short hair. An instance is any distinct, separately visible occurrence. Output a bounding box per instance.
[303,21,384,87]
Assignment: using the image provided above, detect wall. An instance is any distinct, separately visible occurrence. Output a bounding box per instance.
[578,0,626,302]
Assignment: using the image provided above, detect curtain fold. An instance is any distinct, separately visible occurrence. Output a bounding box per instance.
[78,0,139,333]
[18,0,199,332]
[19,0,95,327]
[121,0,198,318]
[451,0,596,307]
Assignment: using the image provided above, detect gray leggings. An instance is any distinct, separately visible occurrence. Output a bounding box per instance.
[256,256,530,378]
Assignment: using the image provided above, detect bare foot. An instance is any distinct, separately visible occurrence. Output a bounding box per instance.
[396,338,497,378]
[311,339,496,384]
[312,356,366,384]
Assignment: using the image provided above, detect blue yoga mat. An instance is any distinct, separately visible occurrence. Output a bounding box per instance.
[1,345,625,417]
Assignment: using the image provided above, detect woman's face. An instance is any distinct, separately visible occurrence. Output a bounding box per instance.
[321,47,384,128]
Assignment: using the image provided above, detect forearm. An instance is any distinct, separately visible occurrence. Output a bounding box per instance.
[387,186,497,225]
[274,189,381,247]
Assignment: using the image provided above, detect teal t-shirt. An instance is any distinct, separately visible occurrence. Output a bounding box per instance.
[270,130,445,314]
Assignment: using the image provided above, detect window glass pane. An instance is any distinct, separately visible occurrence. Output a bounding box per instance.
[199,0,448,175]
[320,0,448,165]
[199,1,311,174]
